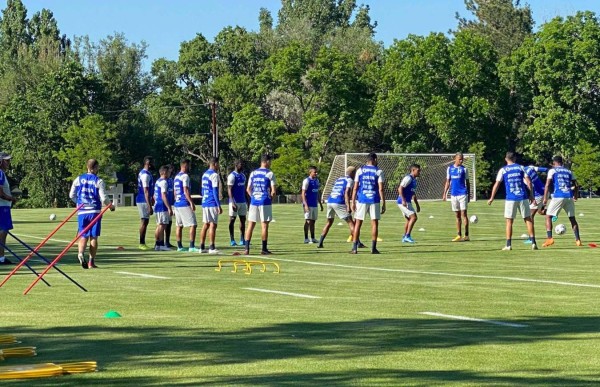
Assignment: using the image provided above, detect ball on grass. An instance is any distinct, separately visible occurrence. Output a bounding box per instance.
[554,224,567,235]
[469,215,478,224]
[49,213,56,221]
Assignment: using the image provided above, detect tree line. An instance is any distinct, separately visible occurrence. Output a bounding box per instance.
[1,0,600,207]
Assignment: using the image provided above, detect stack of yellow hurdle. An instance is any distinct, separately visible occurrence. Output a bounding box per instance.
[0,334,97,380]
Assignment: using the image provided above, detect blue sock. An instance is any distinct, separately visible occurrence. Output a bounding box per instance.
[506,239,512,247]
[177,241,183,249]
[352,242,358,251]
[372,240,377,250]
[189,241,195,248]
[547,230,552,238]
[531,236,536,244]
[574,229,580,240]
[245,240,250,250]
[262,240,267,251]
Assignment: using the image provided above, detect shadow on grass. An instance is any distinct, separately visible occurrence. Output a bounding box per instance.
[3,315,600,385]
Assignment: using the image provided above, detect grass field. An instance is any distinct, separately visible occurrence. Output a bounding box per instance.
[1,200,600,386]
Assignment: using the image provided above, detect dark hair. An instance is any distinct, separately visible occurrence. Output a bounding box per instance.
[308,165,317,172]
[143,156,153,165]
[261,154,272,163]
[552,155,564,164]
[180,158,190,166]
[159,165,169,175]
[455,152,463,158]
[209,157,219,166]
[234,159,242,167]
[410,163,421,171]
[505,151,516,162]
[87,159,99,170]
[367,152,377,162]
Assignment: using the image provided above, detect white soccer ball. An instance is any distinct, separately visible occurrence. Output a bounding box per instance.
[555,224,567,235]
[469,215,478,224]
[49,213,56,221]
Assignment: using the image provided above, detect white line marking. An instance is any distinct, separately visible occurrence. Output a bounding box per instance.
[242,287,321,299]
[420,312,528,328]
[115,271,170,279]
[13,233,72,244]
[242,256,600,289]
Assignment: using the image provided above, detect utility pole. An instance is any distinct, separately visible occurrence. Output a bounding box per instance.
[210,101,218,158]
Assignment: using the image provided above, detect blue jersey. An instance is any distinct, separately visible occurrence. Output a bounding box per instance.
[174,172,191,208]
[74,173,102,214]
[356,165,384,204]
[154,177,169,212]
[447,165,468,196]
[327,176,352,204]
[549,166,575,199]
[397,174,417,204]
[249,168,275,206]
[525,166,547,197]
[302,177,320,207]
[496,164,528,201]
[167,177,175,205]
[228,171,246,203]
[201,169,220,208]
[136,169,153,204]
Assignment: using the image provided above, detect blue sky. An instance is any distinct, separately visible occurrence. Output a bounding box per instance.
[19,0,600,66]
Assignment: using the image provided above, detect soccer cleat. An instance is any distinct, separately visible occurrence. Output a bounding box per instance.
[304,238,310,244]
[208,249,220,254]
[177,247,188,252]
[308,239,314,244]
[88,260,98,269]
[347,235,353,243]
[402,236,415,244]
[451,236,463,242]
[349,250,358,254]
[159,245,171,251]
[371,249,381,254]
[261,250,273,255]
[154,245,160,251]
[238,240,245,246]
[188,247,201,253]
[78,254,88,269]
[165,243,175,249]
[502,246,512,251]
[462,236,470,242]
[358,243,367,248]
[138,244,151,251]
[317,244,324,248]
[0,258,12,265]
[230,240,236,246]
[311,238,318,244]
[542,238,555,247]
[198,249,209,254]
[531,243,538,250]
[575,240,583,247]
[523,239,533,245]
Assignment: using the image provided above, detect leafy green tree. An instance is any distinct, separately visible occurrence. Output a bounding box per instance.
[571,140,600,197]
[271,134,311,194]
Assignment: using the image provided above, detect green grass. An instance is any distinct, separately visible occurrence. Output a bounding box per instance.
[1,200,600,386]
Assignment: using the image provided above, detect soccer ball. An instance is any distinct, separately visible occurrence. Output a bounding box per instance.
[554,224,567,235]
[49,213,56,221]
[469,215,478,224]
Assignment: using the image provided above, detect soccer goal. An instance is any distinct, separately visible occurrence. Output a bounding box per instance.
[322,153,477,201]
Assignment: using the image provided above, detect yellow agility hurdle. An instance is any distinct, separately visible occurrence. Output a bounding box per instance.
[216,259,280,274]
[0,347,36,360]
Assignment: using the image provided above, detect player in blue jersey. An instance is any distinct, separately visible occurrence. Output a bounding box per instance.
[351,153,386,254]
[523,165,548,244]
[153,166,173,251]
[69,159,115,269]
[0,152,17,265]
[317,166,365,249]
[199,157,223,254]
[173,159,198,252]
[227,160,247,247]
[542,156,582,247]
[301,166,324,244]
[397,164,421,244]
[163,164,175,248]
[488,152,537,251]
[443,152,471,242]
[243,154,277,255]
[136,156,154,251]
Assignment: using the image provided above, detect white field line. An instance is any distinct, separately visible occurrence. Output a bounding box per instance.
[242,287,321,299]
[420,312,528,328]
[243,255,600,289]
[115,271,170,279]
[13,233,72,244]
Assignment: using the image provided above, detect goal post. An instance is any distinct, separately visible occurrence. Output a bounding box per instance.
[322,153,477,202]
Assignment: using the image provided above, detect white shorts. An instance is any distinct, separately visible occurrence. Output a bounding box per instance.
[155,211,170,225]
[137,203,150,219]
[326,203,350,220]
[354,202,381,221]
[451,195,468,212]
[504,200,531,219]
[398,203,416,218]
[304,206,318,221]
[546,198,576,217]
[174,206,197,227]
[228,202,248,217]
[248,205,273,223]
[530,195,544,210]
[202,207,220,224]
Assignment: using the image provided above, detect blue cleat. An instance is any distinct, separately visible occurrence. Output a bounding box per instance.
[402,236,415,244]
[238,239,245,246]
[230,240,237,247]
[523,239,533,245]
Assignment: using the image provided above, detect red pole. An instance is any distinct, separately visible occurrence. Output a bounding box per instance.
[23,204,112,295]
[0,204,84,288]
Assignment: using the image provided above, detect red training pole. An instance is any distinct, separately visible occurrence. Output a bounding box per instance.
[0,204,84,288]
[23,204,112,295]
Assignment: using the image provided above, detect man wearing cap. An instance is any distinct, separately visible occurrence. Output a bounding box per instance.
[0,152,17,264]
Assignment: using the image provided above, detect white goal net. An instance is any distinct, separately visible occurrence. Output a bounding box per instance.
[322,153,477,202]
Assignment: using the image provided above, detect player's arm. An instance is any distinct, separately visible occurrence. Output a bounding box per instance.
[378,181,386,214]
[351,181,358,213]
[344,185,351,213]
[524,175,534,203]
[143,177,153,215]
[98,179,115,211]
[161,188,171,216]
[487,181,501,205]
[319,184,324,211]
[227,174,236,210]
[211,174,222,214]
[398,184,407,207]
[414,193,420,213]
[466,178,471,202]
[572,177,579,201]
[543,174,552,205]
[301,179,309,213]
[68,179,78,204]
[442,178,450,201]
[183,183,195,212]
[270,179,277,199]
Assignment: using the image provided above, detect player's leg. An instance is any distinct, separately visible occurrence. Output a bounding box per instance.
[188,225,197,250]
[244,221,256,254]
[164,218,173,248]
[77,236,89,268]
[521,201,537,249]
[543,199,561,247]
[137,203,150,250]
[228,202,237,246]
[406,213,418,240]
[451,196,462,241]
[461,210,469,241]
[303,215,310,243]
[154,212,164,250]
[238,215,247,245]
[208,222,218,253]
[351,203,366,253]
[0,229,9,264]
[502,201,517,250]
[564,199,581,245]
[260,205,273,254]
[370,203,381,253]
[318,218,334,248]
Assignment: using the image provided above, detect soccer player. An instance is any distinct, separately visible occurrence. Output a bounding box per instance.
[542,156,582,247]
[317,166,365,249]
[227,160,247,246]
[487,152,537,251]
[0,152,17,265]
[443,152,471,242]
[199,157,222,254]
[153,166,173,251]
[164,164,175,248]
[69,159,115,269]
[398,164,421,244]
[523,165,549,244]
[301,166,324,243]
[173,159,198,252]
[244,154,276,255]
[351,152,386,254]
[136,156,154,250]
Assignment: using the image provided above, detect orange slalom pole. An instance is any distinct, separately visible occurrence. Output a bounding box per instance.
[0,204,84,288]
[23,204,112,295]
